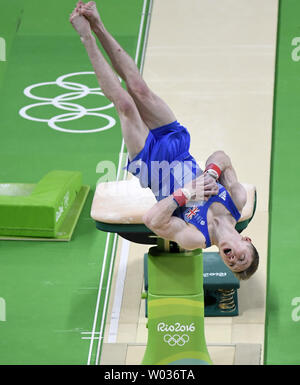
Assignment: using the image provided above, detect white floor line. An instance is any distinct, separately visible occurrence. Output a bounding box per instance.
[95,0,152,354]
[107,239,130,343]
[134,0,148,64]
[86,232,111,365]
[87,0,152,365]
[95,232,119,365]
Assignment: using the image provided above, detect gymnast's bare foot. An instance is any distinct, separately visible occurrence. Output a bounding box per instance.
[77,1,103,30]
[69,8,92,39]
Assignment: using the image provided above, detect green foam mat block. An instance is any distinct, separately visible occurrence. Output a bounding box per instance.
[0,184,89,241]
[0,171,89,241]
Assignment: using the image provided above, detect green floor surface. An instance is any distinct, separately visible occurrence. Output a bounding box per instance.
[265,0,300,365]
[0,0,151,364]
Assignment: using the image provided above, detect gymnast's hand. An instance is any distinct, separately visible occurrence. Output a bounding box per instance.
[77,1,102,30]
[185,173,219,201]
[69,7,92,38]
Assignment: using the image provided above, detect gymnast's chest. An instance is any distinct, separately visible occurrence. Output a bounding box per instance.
[184,201,233,225]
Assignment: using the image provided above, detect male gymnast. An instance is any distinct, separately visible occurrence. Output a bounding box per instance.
[70,1,259,280]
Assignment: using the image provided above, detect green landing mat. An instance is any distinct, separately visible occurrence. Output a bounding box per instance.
[0,0,152,364]
[0,183,90,242]
[264,0,300,365]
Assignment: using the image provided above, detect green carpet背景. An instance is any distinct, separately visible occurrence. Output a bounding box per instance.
[0,0,151,364]
[264,0,300,365]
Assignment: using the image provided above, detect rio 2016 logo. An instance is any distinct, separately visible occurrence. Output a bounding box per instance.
[0,298,6,322]
[291,297,300,322]
[157,322,195,347]
[55,191,70,223]
[0,37,5,62]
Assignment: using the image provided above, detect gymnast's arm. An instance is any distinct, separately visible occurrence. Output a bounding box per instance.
[143,196,205,250]
[143,173,218,249]
[205,150,247,211]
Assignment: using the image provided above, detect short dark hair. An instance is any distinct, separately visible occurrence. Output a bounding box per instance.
[233,243,259,281]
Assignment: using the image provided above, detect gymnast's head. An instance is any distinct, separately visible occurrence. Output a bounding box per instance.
[219,236,259,280]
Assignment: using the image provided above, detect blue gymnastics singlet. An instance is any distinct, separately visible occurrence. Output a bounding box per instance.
[126,121,241,246]
[173,183,241,247]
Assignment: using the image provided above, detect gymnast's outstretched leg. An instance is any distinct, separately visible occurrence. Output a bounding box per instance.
[70,8,148,161]
[77,1,176,130]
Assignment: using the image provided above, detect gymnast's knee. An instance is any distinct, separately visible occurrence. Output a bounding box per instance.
[115,93,138,117]
[127,78,152,101]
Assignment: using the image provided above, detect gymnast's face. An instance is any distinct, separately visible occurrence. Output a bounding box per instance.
[219,236,253,273]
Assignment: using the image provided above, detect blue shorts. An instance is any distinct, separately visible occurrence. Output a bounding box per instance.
[126,121,202,200]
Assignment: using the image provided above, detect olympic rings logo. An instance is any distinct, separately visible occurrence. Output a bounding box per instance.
[163,334,190,347]
[19,72,116,134]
